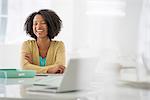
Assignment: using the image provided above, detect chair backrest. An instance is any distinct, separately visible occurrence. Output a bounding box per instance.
[0,44,21,69]
[142,54,150,74]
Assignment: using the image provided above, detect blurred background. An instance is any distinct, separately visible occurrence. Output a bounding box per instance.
[0,0,149,70]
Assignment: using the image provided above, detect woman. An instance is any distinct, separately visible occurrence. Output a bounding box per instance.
[21,9,66,74]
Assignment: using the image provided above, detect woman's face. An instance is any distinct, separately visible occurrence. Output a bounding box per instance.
[33,14,48,39]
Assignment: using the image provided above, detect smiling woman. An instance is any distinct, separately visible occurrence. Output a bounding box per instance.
[21,9,66,74]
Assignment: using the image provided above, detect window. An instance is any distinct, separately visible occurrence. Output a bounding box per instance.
[0,0,7,43]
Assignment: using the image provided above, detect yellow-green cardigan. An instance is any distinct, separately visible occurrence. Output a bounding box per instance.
[21,40,66,74]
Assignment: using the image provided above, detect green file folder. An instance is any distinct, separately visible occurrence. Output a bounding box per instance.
[0,69,36,78]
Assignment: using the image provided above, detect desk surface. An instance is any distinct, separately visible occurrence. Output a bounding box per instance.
[0,75,102,100]
[0,68,150,100]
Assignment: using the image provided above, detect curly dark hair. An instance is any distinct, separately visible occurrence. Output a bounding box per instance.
[24,9,62,40]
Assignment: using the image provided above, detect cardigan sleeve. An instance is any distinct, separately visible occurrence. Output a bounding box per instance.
[20,41,31,67]
[54,41,66,66]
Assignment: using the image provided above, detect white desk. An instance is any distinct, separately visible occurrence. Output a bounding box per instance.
[0,75,102,100]
[0,68,150,100]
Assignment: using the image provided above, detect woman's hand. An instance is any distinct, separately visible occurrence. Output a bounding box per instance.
[47,65,65,74]
[24,53,33,64]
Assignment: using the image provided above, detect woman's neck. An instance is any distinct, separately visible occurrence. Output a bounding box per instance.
[37,38,51,50]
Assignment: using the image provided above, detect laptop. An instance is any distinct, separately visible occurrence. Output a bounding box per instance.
[27,57,98,93]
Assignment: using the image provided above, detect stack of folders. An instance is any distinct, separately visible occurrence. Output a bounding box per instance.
[0,69,36,78]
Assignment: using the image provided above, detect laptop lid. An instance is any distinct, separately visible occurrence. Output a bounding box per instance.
[57,57,99,92]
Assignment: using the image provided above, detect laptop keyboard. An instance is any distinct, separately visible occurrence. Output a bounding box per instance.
[34,75,63,87]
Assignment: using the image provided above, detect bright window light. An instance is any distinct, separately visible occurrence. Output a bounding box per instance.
[86,0,126,16]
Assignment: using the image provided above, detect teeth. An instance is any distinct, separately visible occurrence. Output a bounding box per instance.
[36,30,43,32]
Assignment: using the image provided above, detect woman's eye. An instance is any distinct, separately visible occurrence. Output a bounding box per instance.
[33,22,37,25]
[41,22,46,24]
[33,21,46,25]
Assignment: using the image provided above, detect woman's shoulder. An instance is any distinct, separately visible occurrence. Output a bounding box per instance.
[22,40,36,45]
[51,40,64,45]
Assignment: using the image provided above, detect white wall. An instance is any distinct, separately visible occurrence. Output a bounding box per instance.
[70,0,142,66]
